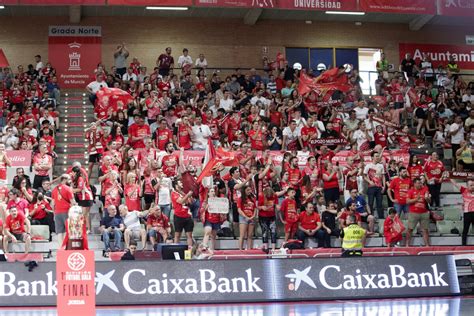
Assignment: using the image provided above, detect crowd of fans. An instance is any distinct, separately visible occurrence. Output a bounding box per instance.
[2,44,474,256]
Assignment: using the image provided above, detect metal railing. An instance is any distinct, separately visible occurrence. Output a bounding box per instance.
[207,252,309,260]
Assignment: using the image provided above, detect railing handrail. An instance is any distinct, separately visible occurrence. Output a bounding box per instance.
[207,253,309,260]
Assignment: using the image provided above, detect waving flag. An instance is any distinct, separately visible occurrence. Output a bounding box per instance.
[298,72,352,97]
[95,87,134,119]
[197,139,239,184]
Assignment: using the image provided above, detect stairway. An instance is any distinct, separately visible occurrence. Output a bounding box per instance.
[54,91,95,178]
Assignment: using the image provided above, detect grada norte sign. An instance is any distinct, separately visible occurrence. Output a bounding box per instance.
[0,256,460,306]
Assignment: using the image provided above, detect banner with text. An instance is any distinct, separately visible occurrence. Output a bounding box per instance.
[399,43,474,70]
[6,150,32,185]
[195,0,358,11]
[48,25,102,89]
[57,250,95,316]
[0,255,459,306]
[195,0,276,8]
[360,0,436,14]
[332,150,410,168]
[437,0,474,17]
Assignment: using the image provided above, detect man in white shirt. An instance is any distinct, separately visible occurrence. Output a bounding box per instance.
[220,90,235,112]
[363,109,381,133]
[122,67,138,82]
[352,122,374,151]
[195,53,208,71]
[86,73,107,105]
[462,89,474,103]
[119,205,148,250]
[34,55,44,71]
[354,100,369,120]
[155,168,172,218]
[191,116,212,150]
[250,89,271,107]
[177,48,193,70]
[363,152,386,219]
[450,115,465,166]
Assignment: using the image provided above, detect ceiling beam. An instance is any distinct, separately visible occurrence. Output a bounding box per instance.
[409,14,434,31]
[69,5,81,24]
[243,8,262,25]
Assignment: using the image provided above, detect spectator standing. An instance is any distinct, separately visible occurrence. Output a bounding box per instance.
[32,144,52,190]
[114,43,130,77]
[449,179,474,246]
[423,152,445,210]
[171,179,194,248]
[34,54,44,72]
[86,73,107,105]
[406,178,431,247]
[237,185,257,250]
[364,152,386,219]
[51,174,76,247]
[157,47,174,77]
[388,166,412,219]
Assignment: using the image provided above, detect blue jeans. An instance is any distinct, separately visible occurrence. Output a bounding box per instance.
[394,203,409,215]
[367,186,384,219]
[102,229,123,251]
[296,229,327,248]
[190,199,200,219]
[159,204,171,218]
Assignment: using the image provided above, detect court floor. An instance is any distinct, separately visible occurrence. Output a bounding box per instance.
[2,296,472,316]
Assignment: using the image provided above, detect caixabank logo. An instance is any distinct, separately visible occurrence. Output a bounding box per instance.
[285,264,449,292]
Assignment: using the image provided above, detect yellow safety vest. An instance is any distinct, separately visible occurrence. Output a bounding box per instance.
[342,224,365,250]
[460,148,473,164]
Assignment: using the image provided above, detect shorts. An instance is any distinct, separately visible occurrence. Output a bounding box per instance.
[13,232,28,242]
[54,213,68,234]
[88,153,102,163]
[143,194,155,204]
[408,212,430,230]
[174,216,194,233]
[360,215,369,223]
[204,221,221,231]
[415,107,427,120]
[148,228,167,239]
[285,222,298,235]
[129,228,143,240]
[77,199,93,207]
[239,215,254,225]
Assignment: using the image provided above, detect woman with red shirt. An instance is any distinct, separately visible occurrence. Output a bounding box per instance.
[248,120,266,150]
[408,155,424,181]
[258,187,283,253]
[28,192,55,236]
[124,173,141,212]
[104,171,123,209]
[237,185,256,250]
[141,168,157,210]
[200,187,226,251]
[322,162,342,204]
[374,125,388,148]
[71,166,93,233]
[423,152,446,209]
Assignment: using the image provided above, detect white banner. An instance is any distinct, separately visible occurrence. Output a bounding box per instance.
[208,197,229,214]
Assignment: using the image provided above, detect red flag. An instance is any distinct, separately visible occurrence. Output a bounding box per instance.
[197,139,239,183]
[298,71,352,97]
[0,49,9,68]
[95,87,134,119]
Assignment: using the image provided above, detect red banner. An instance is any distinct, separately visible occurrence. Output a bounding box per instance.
[277,0,359,11]
[399,43,474,70]
[360,0,436,14]
[332,150,410,168]
[437,0,474,17]
[16,0,104,4]
[108,0,192,5]
[195,0,276,8]
[57,250,95,316]
[48,25,102,89]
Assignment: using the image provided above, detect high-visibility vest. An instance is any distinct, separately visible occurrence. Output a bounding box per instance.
[342,224,365,250]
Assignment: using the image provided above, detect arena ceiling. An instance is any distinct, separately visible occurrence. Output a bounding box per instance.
[0,5,473,28]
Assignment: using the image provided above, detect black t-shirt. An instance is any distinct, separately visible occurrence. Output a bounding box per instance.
[401,58,416,76]
[322,211,336,230]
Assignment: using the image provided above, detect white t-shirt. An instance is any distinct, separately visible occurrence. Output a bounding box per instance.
[158,177,172,206]
[123,211,141,230]
[195,58,207,69]
[352,129,373,150]
[450,123,465,145]
[354,107,369,120]
[250,96,270,107]
[363,118,381,132]
[282,126,301,143]
[35,61,44,71]
[220,98,234,112]
[87,80,108,93]
[122,73,138,82]
[462,94,474,103]
[363,162,385,187]
[178,55,193,67]
[192,124,212,149]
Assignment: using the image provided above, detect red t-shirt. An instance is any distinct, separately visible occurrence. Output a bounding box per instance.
[161,154,178,177]
[258,194,278,218]
[298,211,321,230]
[125,184,141,211]
[52,184,75,214]
[128,124,151,149]
[7,199,29,216]
[29,201,51,220]
[280,198,298,223]
[5,212,26,234]
[248,130,265,150]
[460,187,474,213]
[33,153,52,176]
[237,196,256,218]
[389,177,412,205]
[407,187,429,214]
[339,210,361,224]
[424,160,445,183]
[154,128,173,151]
[323,170,339,189]
[147,213,170,228]
[288,167,301,188]
[176,125,192,150]
[171,191,191,219]
[301,126,317,148]
[408,164,423,181]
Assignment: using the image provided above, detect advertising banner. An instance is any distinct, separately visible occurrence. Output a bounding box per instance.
[48,25,102,89]
[107,0,192,5]
[0,255,460,306]
[277,0,359,11]
[332,150,410,168]
[360,0,436,14]
[6,150,32,185]
[194,0,276,8]
[437,0,474,17]
[399,43,474,70]
[18,0,104,4]
[56,250,95,316]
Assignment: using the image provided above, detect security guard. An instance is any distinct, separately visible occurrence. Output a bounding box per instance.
[340,215,366,257]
